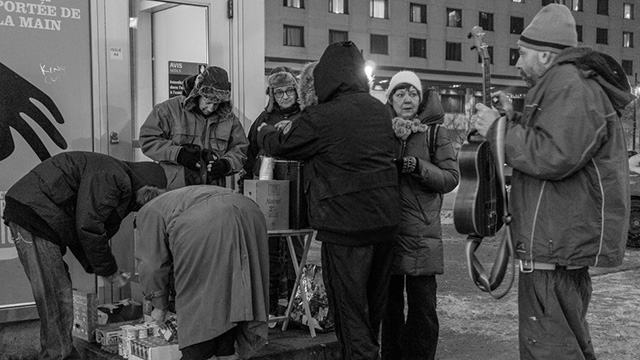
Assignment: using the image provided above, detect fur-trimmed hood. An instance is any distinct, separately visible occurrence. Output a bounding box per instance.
[297,61,318,110]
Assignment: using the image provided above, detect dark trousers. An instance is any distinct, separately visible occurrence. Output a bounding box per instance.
[518,267,595,360]
[382,275,439,360]
[321,241,394,360]
[268,235,303,314]
[10,222,81,360]
[180,326,237,360]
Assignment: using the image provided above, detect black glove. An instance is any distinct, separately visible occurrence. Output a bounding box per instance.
[177,145,201,171]
[184,169,202,186]
[209,159,230,179]
[395,157,418,174]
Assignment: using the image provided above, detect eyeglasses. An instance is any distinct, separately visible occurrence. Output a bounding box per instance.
[274,88,296,98]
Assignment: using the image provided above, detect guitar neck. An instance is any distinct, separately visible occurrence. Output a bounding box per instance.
[482,59,491,107]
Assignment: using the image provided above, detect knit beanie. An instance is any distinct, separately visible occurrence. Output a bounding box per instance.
[518,4,577,53]
[386,71,423,101]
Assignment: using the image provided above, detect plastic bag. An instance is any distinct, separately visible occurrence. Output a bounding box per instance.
[289,264,334,332]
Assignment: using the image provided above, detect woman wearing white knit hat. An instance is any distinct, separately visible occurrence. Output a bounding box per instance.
[381,70,459,360]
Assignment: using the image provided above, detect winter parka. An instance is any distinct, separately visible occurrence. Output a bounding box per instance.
[391,89,460,276]
[3,151,167,276]
[486,48,635,268]
[258,41,400,246]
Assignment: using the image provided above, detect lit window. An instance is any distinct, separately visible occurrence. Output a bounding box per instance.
[479,12,494,31]
[284,0,304,9]
[624,3,634,19]
[597,0,608,15]
[283,25,304,47]
[329,30,348,45]
[445,42,461,61]
[370,34,389,54]
[512,0,524,3]
[596,28,608,44]
[410,3,427,23]
[571,0,583,12]
[447,8,462,28]
[329,0,348,14]
[623,31,634,48]
[410,38,426,58]
[370,0,389,19]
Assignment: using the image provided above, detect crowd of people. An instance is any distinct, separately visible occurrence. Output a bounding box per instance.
[2,4,636,360]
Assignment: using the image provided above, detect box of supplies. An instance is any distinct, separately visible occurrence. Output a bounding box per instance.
[244,180,290,230]
[72,290,99,342]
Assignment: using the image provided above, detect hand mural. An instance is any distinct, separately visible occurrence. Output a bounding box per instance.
[0,62,67,161]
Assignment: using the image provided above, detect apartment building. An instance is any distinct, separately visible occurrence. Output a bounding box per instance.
[265,0,639,114]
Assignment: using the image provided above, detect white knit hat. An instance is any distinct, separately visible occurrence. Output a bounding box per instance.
[386,71,422,100]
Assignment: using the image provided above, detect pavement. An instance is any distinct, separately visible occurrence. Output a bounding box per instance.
[2,190,640,359]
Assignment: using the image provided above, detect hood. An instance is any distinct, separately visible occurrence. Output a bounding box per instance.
[183,66,233,117]
[555,47,636,116]
[314,41,370,104]
[122,161,167,191]
[298,61,318,110]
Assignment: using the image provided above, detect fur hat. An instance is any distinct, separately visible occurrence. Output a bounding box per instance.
[265,67,299,112]
[386,71,423,101]
[518,4,577,54]
[183,66,232,115]
[298,62,318,110]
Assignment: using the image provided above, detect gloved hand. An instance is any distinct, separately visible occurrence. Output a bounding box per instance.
[177,145,201,171]
[105,271,131,288]
[394,157,418,174]
[208,159,230,179]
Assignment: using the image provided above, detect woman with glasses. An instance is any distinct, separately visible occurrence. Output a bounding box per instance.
[139,65,249,189]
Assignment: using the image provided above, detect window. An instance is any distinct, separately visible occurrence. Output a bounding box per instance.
[576,25,583,42]
[283,25,304,47]
[370,0,389,19]
[329,30,348,45]
[329,0,348,14]
[441,94,464,113]
[445,42,462,61]
[447,8,462,27]
[623,32,634,48]
[410,3,427,23]
[512,0,524,3]
[541,0,554,5]
[624,3,634,19]
[477,46,494,64]
[509,48,519,66]
[410,38,427,58]
[370,34,388,54]
[570,0,583,12]
[596,28,608,44]
[510,17,524,34]
[621,60,633,76]
[597,0,608,15]
[284,0,304,8]
[479,12,494,31]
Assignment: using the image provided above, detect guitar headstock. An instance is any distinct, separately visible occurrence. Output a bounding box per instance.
[468,26,490,64]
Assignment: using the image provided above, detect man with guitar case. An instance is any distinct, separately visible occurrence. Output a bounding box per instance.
[474,4,636,360]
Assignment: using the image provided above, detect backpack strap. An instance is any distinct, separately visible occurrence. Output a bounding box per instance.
[427,123,440,160]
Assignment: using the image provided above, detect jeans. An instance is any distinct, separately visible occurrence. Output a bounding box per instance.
[382,275,439,360]
[518,267,595,360]
[321,241,394,360]
[10,222,80,360]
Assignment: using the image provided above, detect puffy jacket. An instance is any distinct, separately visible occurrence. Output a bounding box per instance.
[391,88,460,276]
[243,103,301,179]
[3,152,166,276]
[139,96,248,189]
[486,48,635,268]
[258,41,400,246]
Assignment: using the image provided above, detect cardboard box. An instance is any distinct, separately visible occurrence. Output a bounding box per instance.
[128,336,181,360]
[72,290,98,342]
[244,180,290,230]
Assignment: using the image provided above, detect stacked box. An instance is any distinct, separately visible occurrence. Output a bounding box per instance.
[244,180,290,230]
[72,290,98,342]
[128,336,180,360]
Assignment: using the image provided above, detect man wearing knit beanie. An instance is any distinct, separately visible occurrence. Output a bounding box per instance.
[3,151,167,359]
[473,4,636,360]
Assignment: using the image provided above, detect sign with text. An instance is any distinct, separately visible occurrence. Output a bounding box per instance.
[168,61,207,98]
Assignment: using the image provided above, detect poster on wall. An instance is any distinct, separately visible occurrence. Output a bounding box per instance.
[168,61,207,98]
[0,0,93,314]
